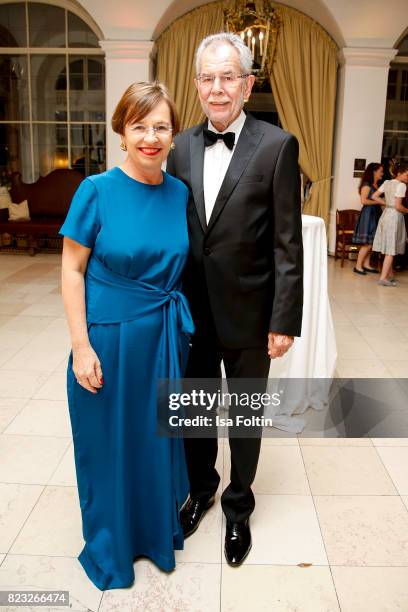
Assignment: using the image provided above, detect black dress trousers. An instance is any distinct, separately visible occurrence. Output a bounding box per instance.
[184,317,270,523]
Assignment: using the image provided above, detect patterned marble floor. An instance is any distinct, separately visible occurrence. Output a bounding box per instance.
[0,253,408,612]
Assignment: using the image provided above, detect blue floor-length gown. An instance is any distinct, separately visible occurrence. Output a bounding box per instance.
[59,166,193,591]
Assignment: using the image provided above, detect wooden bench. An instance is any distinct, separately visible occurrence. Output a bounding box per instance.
[0,169,84,255]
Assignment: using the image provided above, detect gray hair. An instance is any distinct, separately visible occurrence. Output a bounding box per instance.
[195,32,253,75]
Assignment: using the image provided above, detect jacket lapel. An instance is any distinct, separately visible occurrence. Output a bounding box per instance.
[206,114,264,235]
[189,122,207,232]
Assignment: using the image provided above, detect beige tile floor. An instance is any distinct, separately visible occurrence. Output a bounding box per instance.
[0,253,407,611]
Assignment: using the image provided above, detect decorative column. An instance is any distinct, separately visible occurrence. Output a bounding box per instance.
[328,47,397,253]
[99,40,154,168]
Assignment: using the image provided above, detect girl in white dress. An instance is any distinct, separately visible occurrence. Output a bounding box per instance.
[372,160,408,286]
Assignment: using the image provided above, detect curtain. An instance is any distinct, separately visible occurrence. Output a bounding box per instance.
[269,4,338,225]
[155,2,224,130]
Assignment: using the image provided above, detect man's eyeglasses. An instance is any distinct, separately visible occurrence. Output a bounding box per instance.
[130,124,173,137]
[195,73,249,88]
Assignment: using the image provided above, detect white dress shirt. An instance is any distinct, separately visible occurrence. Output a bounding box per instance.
[203,111,246,223]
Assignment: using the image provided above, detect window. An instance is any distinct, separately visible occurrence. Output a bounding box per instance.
[400,70,408,102]
[0,2,105,183]
[382,33,408,171]
[387,69,397,100]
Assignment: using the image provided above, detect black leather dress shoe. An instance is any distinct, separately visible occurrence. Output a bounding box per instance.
[224,519,252,566]
[180,495,215,538]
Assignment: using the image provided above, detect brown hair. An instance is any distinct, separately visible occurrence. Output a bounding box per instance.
[111,81,180,135]
[358,162,383,194]
[389,158,408,178]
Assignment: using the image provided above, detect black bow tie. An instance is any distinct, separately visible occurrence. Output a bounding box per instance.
[203,128,235,150]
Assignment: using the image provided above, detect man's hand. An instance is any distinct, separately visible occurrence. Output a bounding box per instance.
[268,332,294,359]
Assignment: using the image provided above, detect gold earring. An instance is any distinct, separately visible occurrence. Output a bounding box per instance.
[243,98,249,103]
[120,142,127,151]
[170,142,176,150]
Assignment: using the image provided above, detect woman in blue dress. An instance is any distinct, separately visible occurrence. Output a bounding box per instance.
[352,162,384,274]
[59,82,193,591]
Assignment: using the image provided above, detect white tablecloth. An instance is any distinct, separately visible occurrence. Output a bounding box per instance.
[266,214,337,432]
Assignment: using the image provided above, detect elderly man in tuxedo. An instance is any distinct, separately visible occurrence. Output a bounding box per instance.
[166,32,303,566]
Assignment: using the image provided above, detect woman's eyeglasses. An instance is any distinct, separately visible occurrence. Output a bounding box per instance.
[130,124,173,137]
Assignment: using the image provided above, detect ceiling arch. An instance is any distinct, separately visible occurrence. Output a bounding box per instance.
[395,26,408,49]
[75,0,408,49]
[153,0,344,45]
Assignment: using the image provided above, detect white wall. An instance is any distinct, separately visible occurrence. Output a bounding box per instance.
[324,0,407,48]
[328,48,398,252]
[99,41,153,168]
[333,53,396,209]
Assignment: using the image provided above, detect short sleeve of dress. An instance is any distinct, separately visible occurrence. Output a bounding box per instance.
[396,181,407,198]
[378,182,386,194]
[59,178,100,249]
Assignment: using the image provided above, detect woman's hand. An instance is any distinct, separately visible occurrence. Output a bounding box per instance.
[72,345,103,393]
[62,237,102,394]
[371,194,385,205]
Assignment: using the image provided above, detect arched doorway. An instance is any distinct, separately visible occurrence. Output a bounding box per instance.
[154,0,338,223]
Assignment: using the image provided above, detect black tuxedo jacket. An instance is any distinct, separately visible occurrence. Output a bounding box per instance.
[166,112,303,349]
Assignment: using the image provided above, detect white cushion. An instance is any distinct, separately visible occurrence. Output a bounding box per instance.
[8,200,30,222]
[0,187,12,210]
